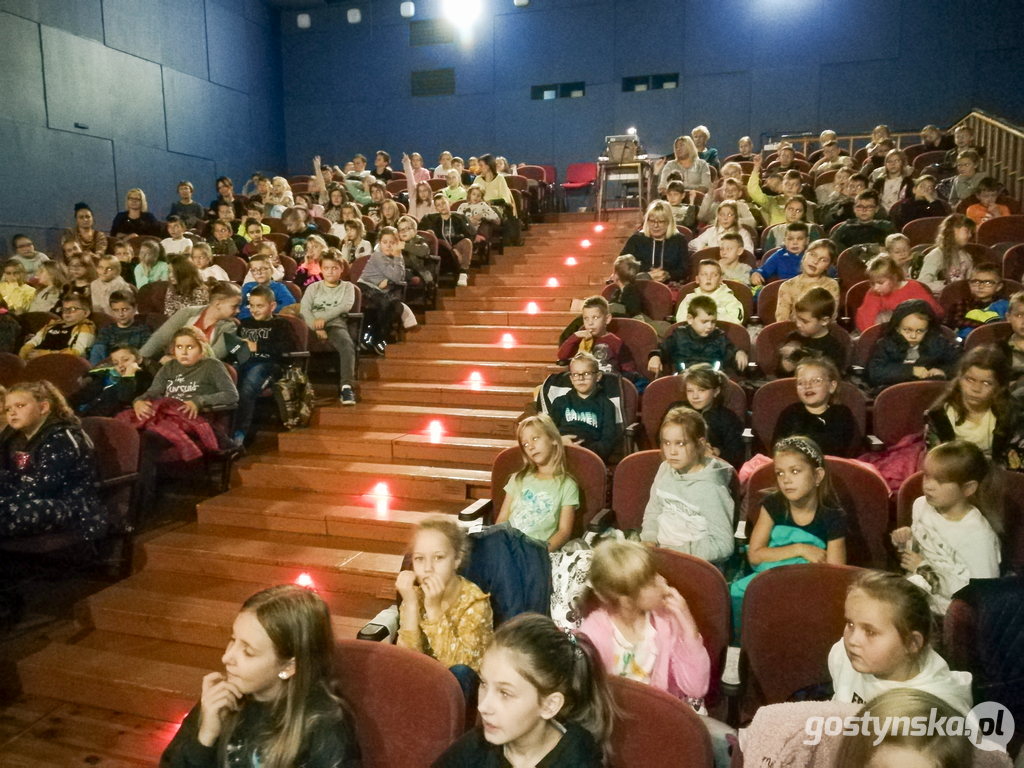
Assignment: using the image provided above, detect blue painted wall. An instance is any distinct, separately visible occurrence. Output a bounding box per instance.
[278,0,1024,182]
[0,0,285,256]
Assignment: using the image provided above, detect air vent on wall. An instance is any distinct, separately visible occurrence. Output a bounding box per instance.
[412,68,456,96]
[622,73,679,92]
[410,18,454,45]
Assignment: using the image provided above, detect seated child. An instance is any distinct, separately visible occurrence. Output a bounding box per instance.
[0,381,104,541]
[495,414,579,552]
[778,288,846,375]
[664,180,698,230]
[73,345,153,417]
[830,190,896,252]
[670,363,745,468]
[715,232,753,286]
[604,254,645,318]
[731,436,847,623]
[867,300,960,388]
[649,296,747,377]
[830,571,971,713]
[946,149,984,208]
[773,357,858,457]
[238,255,296,320]
[395,518,493,674]
[0,299,19,354]
[895,174,950,230]
[189,242,230,283]
[640,407,735,565]
[750,222,809,287]
[891,441,1001,615]
[557,295,635,375]
[773,239,840,323]
[134,240,169,289]
[919,214,975,294]
[243,241,286,282]
[89,255,133,316]
[999,291,1024,389]
[160,214,193,256]
[19,294,96,360]
[397,215,439,290]
[855,254,943,332]
[676,259,744,324]
[356,226,406,353]
[949,262,1009,340]
[0,262,35,314]
[548,352,621,462]
[300,252,357,405]
[233,285,298,445]
[965,176,1010,226]
[687,201,754,253]
[759,196,825,252]
[123,327,239,462]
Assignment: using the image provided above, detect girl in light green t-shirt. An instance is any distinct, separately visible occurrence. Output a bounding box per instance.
[496,414,580,551]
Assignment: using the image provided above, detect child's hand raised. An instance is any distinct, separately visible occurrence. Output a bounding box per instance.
[751,154,762,170]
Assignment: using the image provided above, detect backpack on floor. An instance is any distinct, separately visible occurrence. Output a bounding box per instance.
[273,365,315,429]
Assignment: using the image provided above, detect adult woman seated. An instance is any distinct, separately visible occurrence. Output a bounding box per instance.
[619,200,689,285]
[110,188,162,238]
[658,135,712,194]
[63,202,107,256]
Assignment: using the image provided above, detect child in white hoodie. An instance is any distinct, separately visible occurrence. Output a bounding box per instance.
[675,259,744,325]
[640,406,735,567]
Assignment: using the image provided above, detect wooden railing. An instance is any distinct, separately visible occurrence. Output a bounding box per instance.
[959,109,1024,203]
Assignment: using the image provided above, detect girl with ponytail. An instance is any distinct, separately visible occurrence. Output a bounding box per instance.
[433,613,613,767]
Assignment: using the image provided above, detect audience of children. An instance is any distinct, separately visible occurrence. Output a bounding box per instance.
[640,406,736,565]
[495,415,579,552]
[759,197,825,252]
[830,190,896,252]
[773,239,840,323]
[73,345,153,417]
[547,352,621,462]
[855,254,943,331]
[649,296,747,377]
[676,259,744,324]
[239,256,297,320]
[140,282,242,363]
[892,440,1001,614]
[773,357,858,457]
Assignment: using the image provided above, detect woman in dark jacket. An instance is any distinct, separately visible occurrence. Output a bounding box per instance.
[0,380,104,541]
[109,188,162,237]
[866,299,961,389]
[619,200,689,285]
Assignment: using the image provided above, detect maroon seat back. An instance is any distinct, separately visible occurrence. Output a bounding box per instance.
[872,380,948,446]
[279,254,298,281]
[81,415,141,535]
[278,313,310,351]
[18,311,59,339]
[639,374,746,448]
[1002,243,1024,281]
[635,279,675,321]
[417,229,440,256]
[749,378,866,454]
[386,180,407,196]
[912,150,946,172]
[977,215,1024,247]
[606,676,713,768]
[265,232,289,252]
[901,216,946,246]
[334,639,464,768]
[754,279,782,322]
[136,280,170,313]
[964,320,1012,352]
[607,318,659,373]
[213,254,247,284]
[20,354,92,396]
[837,246,876,288]
[491,444,607,530]
[0,352,25,386]
[754,321,851,377]
[562,162,597,188]
[610,450,661,530]
[347,255,370,284]
[850,322,884,369]
[741,563,863,718]
[743,455,889,568]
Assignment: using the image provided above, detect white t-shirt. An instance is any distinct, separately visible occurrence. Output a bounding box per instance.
[829,639,973,713]
[161,237,192,255]
[610,615,659,685]
[199,264,231,283]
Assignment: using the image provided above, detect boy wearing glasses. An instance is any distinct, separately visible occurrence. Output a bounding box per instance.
[548,352,621,461]
[557,296,635,376]
[951,262,1009,341]
[19,295,96,359]
[238,256,296,320]
[831,190,895,251]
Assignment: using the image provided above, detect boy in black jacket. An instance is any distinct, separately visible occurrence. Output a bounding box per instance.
[647,295,748,377]
[233,285,297,444]
[548,352,620,461]
[73,345,153,417]
[866,299,960,389]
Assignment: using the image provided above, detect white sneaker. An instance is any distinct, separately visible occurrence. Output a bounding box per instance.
[457,272,469,287]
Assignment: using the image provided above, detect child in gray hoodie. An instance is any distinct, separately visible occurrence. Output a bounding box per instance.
[641,406,736,566]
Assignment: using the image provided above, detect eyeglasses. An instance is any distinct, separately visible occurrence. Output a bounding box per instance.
[969,279,999,287]
[569,372,596,380]
[796,377,826,388]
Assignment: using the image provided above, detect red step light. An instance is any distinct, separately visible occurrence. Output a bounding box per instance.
[428,419,444,444]
[501,333,516,349]
[564,256,578,266]
[546,277,560,288]
[525,301,539,314]
[467,370,484,391]
[593,224,605,233]
[295,572,315,589]
[580,239,592,248]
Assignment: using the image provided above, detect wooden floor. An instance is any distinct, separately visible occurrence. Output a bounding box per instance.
[1,216,634,764]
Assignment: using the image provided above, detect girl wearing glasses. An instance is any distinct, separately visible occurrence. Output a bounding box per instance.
[772,357,858,457]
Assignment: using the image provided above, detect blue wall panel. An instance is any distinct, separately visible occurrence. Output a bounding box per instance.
[102,0,209,80]
[0,12,46,127]
[0,0,103,41]
[163,68,250,163]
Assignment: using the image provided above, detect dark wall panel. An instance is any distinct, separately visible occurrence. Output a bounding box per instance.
[102,0,209,80]
[0,0,103,41]
[0,12,46,126]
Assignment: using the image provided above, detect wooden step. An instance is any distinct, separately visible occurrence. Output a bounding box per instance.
[368,358,558,386]
[140,524,404,598]
[424,310,577,327]
[198,486,467,541]
[238,454,492,501]
[19,640,206,723]
[384,341,554,363]
[458,284,589,299]
[410,324,562,345]
[276,427,507,467]
[507,261,612,276]
[437,296,574,312]
[315,402,520,437]
[359,380,534,409]
[475,274,606,287]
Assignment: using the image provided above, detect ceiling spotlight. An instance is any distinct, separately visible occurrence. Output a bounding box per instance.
[296,12,311,28]
[443,0,481,22]
[400,1,415,18]
[347,8,361,23]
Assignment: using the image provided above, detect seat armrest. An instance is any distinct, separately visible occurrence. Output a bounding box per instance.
[357,605,399,642]
[587,507,614,532]
[459,497,491,523]
[282,351,311,359]
[742,428,753,443]
[868,434,884,451]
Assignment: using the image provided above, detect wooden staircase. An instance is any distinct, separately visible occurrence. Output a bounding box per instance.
[16,218,635,724]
